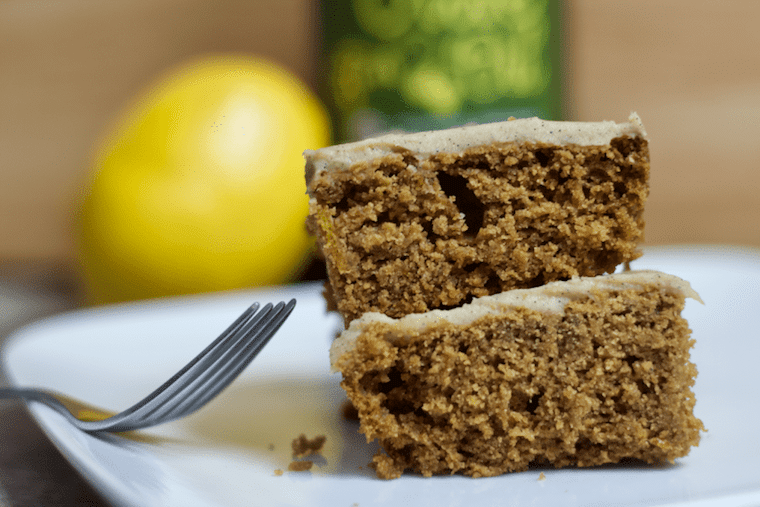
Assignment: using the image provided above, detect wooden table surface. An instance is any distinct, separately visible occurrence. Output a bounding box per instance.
[567,1,760,248]
[1,1,759,506]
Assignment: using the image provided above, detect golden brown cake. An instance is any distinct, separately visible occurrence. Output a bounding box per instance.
[305,114,650,323]
[330,271,704,479]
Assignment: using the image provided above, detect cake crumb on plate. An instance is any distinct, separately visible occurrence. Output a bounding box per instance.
[288,461,314,472]
[291,434,326,458]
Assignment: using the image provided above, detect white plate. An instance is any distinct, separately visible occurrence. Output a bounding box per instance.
[3,245,760,507]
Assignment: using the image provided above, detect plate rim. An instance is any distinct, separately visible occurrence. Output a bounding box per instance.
[3,245,760,507]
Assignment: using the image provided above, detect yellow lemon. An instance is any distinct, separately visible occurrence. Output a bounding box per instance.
[76,54,330,304]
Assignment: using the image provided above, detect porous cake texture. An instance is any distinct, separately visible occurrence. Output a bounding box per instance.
[331,271,704,479]
[306,114,650,323]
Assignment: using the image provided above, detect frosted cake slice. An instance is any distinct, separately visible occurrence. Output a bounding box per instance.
[330,270,705,479]
[305,114,650,323]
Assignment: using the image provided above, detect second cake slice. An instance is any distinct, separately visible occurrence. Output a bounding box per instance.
[331,271,704,479]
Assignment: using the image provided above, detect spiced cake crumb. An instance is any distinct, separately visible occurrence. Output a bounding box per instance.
[332,271,704,479]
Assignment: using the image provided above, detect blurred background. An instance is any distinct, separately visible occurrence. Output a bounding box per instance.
[2,0,759,309]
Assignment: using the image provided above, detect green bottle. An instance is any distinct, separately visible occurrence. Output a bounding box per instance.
[320,0,563,143]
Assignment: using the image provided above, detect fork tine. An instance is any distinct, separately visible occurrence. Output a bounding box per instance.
[136,299,295,428]
[78,301,272,432]
[155,299,296,423]
[108,299,294,432]
[4,299,296,434]
[123,302,260,411]
[127,302,278,426]
[108,303,277,429]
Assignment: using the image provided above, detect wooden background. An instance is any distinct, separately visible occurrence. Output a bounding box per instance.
[1,0,758,286]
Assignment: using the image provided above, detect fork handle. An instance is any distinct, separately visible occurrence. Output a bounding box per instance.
[0,387,83,426]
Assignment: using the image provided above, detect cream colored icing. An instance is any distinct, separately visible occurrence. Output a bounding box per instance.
[306,113,646,193]
[329,270,700,370]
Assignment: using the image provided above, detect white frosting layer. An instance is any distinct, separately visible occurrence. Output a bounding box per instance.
[306,113,646,192]
[330,270,699,370]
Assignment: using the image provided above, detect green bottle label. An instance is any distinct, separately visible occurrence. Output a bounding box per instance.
[321,0,563,142]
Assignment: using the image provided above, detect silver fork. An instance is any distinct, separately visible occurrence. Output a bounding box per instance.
[0,299,296,433]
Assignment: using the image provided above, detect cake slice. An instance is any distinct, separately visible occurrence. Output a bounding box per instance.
[305,114,650,323]
[330,270,704,479]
